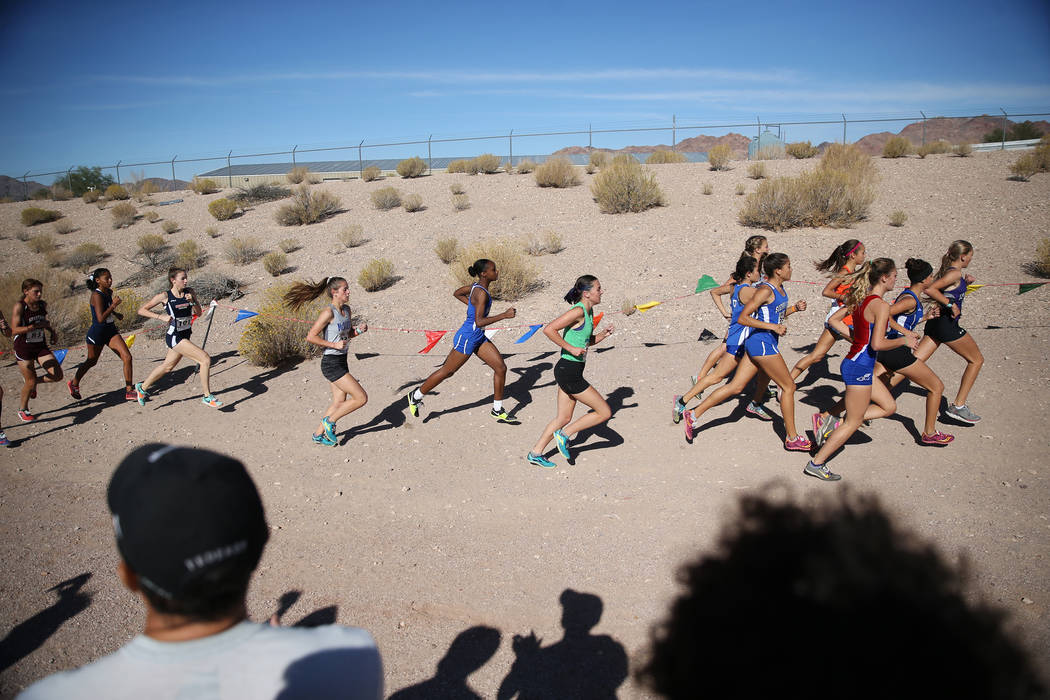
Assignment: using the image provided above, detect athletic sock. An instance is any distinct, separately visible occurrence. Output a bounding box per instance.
[412,389,423,402]
[675,398,686,410]
[493,400,503,412]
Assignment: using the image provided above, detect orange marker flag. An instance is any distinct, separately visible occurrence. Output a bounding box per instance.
[419,330,447,354]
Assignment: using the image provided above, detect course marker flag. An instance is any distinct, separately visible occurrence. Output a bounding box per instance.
[485,329,499,340]
[515,324,543,344]
[695,275,719,293]
[593,312,604,327]
[635,301,661,313]
[965,284,985,295]
[1019,282,1046,295]
[419,330,447,354]
[125,334,136,349]
[52,349,68,365]
[234,309,259,323]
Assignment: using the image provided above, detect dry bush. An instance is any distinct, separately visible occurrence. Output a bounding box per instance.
[473,153,502,174]
[30,188,50,200]
[889,210,908,227]
[646,150,687,164]
[447,159,476,174]
[451,239,540,301]
[585,164,597,174]
[338,224,367,248]
[525,230,564,256]
[274,185,341,225]
[882,136,912,158]
[516,159,536,174]
[621,299,636,316]
[175,240,207,270]
[27,234,56,254]
[402,193,425,212]
[504,160,514,174]
[105,184,129,200]
[231,183,291,205]
[358,258,396,292]
[755,145,786,160]
[953,142,973,157]
[208,198,238,221]
[451,194,470,211]
[1034,138,1050,171]
[190,177,219,194]
[786,141,819,159]
[1009,153,1039,181]
[225,237,264,265]
[702,182,713,195]
[396,156,427,178]
[144,210,160,223]
[748,163,767,179]
[361,166,382,182]
[133,190,153,204]
[735,183,746,195]
[1030,238,1050,277]
[44,251,63,268]
[110,202,138,229]
[590,151,610,169]
[534,157,581,188]
[917,140,952,157]
[82,189,101,203]
[21,207,61,226]
[51,185,72,201]
[136,234,169,267]
[263,251,287,276]
[16,229,31,242]
[449,182,465,195]
[95,199,107,210]
[161,220,179,234]
[708,144,732,170]
[371,186,401,210]
[53,219,74,235]
[590,158,666,214]
[206,226,220,238]
[140,180,159,195]
[189,272,241,300]
[238,283,322,367]
[435,237,460,263]
[286,166,311,184]
[63,243,106,271]
[278,238,300,253]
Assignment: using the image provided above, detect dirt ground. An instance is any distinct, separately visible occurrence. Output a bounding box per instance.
[1,151,1048,697]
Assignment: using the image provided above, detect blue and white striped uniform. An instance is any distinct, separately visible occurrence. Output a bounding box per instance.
[886,289,922,339]
[452,283,492,355]
[724,283,752,355]
[744,281,788,357]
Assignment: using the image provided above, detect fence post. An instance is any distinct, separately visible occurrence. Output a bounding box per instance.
[66,167,73,194]
[358,141,364,178]
[509,129,513,168]
[842,114,847,144]
[588,123,592,151]
[171,156,177,191]
[920,111,926,146]
[672,114,676,151]
[292,145,297,168]
[227,150,233,188]
[115,160,121,185]
[1000,108,1008,150]
[22,173,29,200]
[427,135,432,175]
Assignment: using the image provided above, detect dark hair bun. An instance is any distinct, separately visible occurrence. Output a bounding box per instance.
[467,264,478,277]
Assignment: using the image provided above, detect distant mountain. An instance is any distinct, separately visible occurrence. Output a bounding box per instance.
[0,175,48,199]
[137,176,190,192]
[552,132,750,158]
[852,116,1049,155]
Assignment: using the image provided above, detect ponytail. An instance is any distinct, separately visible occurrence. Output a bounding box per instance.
[731,254,759,283]
[936,240,972,280]
[564,275,598,304]
[815,239,862,273]
[87,268,109,292]
[743,235,767,256]
[840,258,895,310]
[284,276,347,310]
[904,258,933,285]
[467,259,493,278]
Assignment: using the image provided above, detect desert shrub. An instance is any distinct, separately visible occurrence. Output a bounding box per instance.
[53,219,74,235]
[63,243,106,271]
[189,177,219,195]
[735,184,746,195]
[190,272,241,300]
[953,142,973,157]
[44,251,63,268]
[786,141,819,159]
[136,234,169,267]
[1032,140,1050,172]
[361,166,382,182]
[82,189,101,203]
[27,234,56,254]
[371,186,401,210]
[590,158,666,214]
[144,210,160,223]
[133,190,153,204]
[748,163,766,179]
[396,156,427,178]
[434,237,460,263]
[206,225,220,238]
[358,258,396,292]
[755,145,786,160]
[231,183,291,205]
[224,237,264,265]
[446,159,475,174]
[61,166,114,197]
[51,185,72,201]
[590,152,610,169]
[1009,153,1040,181]
[402,193,425,212]
[238,283,323,367]
[30,189,50,200]
[110,202,137,228]
[262,251,287,276]
[95,199,107,210]
[525,230,564,256]
[702,182,713,195]
[1030,238,1050,277]
[917,140,953,158]
[139,180,159,195]
[889,210,908,227]
[175,240,207,270]
[286,166,311,184]
[646,150,687,165]
[451,193,470,211]
[708,144,732,170]
[278,238,300,253]
[473,153,502,174]
[208,198,238,221]
[21,207,61,226]
[882,136,912,158]
[451,239,540,301]
[161,220,179,234]
[585,164,597,174]
[338,224,366,248]
[16,230,31,241]
[534,157,581,188]
[104,184,129,200]
[621,299,636,316]
[516,159,536,174]
[274,185,341,225]
[449,182,465,195]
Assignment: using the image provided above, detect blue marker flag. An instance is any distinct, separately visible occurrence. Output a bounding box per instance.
[515,324,543,344]
[52,348,68,365]
[234,310,259,323]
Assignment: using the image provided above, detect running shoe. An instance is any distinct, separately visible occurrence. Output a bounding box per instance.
[745,401,773,421]
[491,409,520,424]
[812,412,839,448]
[526,452,556,468]
[312,432,337,447]
[18,410,35,422]
[672,395,684,424]
[803,461,842,481]
[124,388,138,401]
[765,384,778,401]
[945,403,981,424]
[553,429,571,460]
[135,382,149,406]
[67,381,81,400]
[322,417,337,442]
[406,392,423,418]
[202,394,224,408]
[683,410,695,443]
[690,375,698,386]
[784,435,812,452]
[0,431,9,447]
[921,431,955,445]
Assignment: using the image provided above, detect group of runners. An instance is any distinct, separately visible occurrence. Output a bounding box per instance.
[2,239,984,481]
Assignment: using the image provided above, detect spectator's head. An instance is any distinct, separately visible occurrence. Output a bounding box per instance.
[639,488,1044,699]
[108,444,269,622]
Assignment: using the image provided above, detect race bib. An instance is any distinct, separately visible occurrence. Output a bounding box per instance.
[27,329,44,343]
[175,317,192,332]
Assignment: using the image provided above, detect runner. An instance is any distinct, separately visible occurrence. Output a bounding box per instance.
[0,310,11,445]
[11,278,62,422]
[68,268,136,402]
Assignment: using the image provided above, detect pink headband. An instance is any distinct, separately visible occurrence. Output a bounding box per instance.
[846,241,863,257]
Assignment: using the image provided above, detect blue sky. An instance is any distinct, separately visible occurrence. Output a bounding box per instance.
[2,0,1048,182]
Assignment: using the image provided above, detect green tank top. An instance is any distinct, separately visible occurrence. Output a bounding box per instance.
[560,302,593,363]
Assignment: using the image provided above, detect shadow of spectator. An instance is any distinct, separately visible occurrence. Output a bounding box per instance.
[389,626,501,699]
[0,573,92,672]
[275,647,384,700]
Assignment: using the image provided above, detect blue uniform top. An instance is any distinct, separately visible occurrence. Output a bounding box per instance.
[887,289,922,339]
[165,290,194,340]
[725,283,753,348]
[460,283,492,335]
[748,281,788,340]
[941,267,967,315]
[90,289,116,325]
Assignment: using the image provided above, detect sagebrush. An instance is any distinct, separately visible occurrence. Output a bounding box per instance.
[278,238,300,253]
[451,239,540,301]
[435,238,459,263]
[396,156,427,178]
[525,230,564,256]
[338,224,366,248]
[786,141,819,159]
[263,251,287,276]
[451,194,470,211]
[516,159,536,174]
[208,198,238,221]
[225,237,264,265]
[882,136,912,158]
[161,220,179,234]
[175,240,207,270]
[361,166,382,182]
[889,210,908,227]
[144,210,160,223]
[238,283,323,367]
[111,202,137,229]
[473,153,502,174]
[21,208,61,226]
[402,194,425,212]
[27,234,56,254]
[590,159,665,214]
[231,183,291,205]
[274,185,341,225]
[53,219,74,235]
[105,184,129,200]
[534,158,581,188]
[708,145,732,170]
[646,150,687,164]
[190,177,219,195]
[747,163,766,179]
[63,243,107,271]
[358,259,396,292]
[371,186,401,210]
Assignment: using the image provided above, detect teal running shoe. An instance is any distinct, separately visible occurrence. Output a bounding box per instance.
[526,452,556,468]
[322,416,337,442]
[553,429,571,460]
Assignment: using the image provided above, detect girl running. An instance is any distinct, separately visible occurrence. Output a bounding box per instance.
[526,275,615,468]
[134,267,222,408]
[11,278,62,422]
[284,277,368,447]
[790,239,866,381]
[0,311,10,446]
[673,254,761,422]
[68,268,136,402]
[901,240,983,424]
[683,254,810,451]
[804,259,916,481]
[406,259,518,423]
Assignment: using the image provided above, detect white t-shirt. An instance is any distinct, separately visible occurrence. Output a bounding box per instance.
[18,621,383,700]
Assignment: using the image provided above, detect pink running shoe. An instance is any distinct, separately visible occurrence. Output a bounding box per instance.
[683,410,695,443]
[784,435,812,452]
[921,431,955,445]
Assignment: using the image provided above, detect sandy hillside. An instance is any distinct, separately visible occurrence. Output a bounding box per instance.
[1,151,1048,697]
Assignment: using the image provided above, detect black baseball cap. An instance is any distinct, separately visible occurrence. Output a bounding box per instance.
[107,443,269,600]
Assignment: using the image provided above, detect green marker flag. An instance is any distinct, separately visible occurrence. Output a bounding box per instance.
[1018,283,1046,295]
[695,275,719,293]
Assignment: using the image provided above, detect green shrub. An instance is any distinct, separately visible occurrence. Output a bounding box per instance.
[175,240,207,270]
[449,182,465,195]
[953,142,973,157]
[60,166,115,197]
[435,237,460,263]
[708,144,732,170]
[27,234,56,254]
[63,243,106,271]
[105,184,129,200]
[110,202,137,228]
[590,151,610,169]
[534,158,581,188]
[225,237,264,265]
[206,225,220,238]
[451,193,470,211]
[889,210,908,227]
[136,234,169,267]
[358,258,396,292]
[451,239,539,301]
[473,153,502,174]
[278,238,300,253]
[53,219,74,235]
[882,136,912,158]
[338,224,366,248]
[786,141,819,159]
[402,193,425,212]
[370,186,401,210]
[747,163,766,179]
[702,182,713,195]
[238,283,323,367]
[646,150,687,164]
[396,156,427,178]
[590,158,666,213]
[144,210,160,223]
[82,189,101,203]
[274,185,341,225]
[21,207,61,226]
[263,251,287,276]
[447,159,477,174]
[161,220,179,234]
[207,198,237,221]
[187,177,217,194]
[231,183,291,205]
[361,166,382,181]
[525,230,564,256]
[286,166,311,184]
[516,159,536,174]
